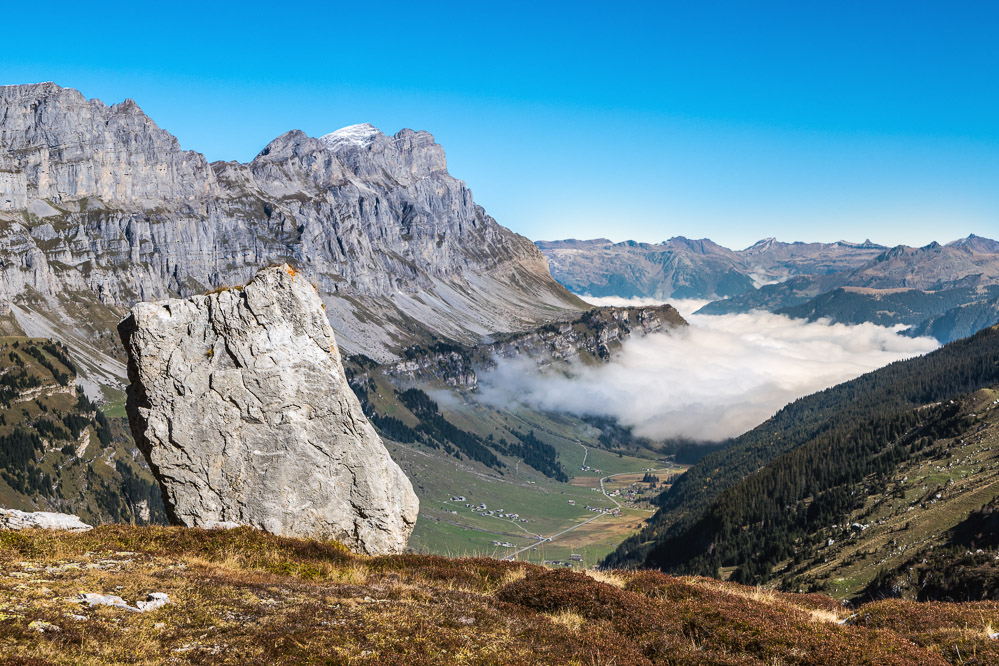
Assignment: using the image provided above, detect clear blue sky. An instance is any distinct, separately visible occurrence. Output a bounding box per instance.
[2,1,997,249]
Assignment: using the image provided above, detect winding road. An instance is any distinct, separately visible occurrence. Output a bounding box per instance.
[501,451,674,561]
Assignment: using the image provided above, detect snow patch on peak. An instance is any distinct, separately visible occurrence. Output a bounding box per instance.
[745,237,778,252]
[319,123,383,150]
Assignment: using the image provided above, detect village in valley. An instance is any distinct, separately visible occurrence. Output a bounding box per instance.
[426,460,685,568]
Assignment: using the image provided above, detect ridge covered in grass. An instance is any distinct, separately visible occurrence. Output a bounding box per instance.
[2,526,999,664]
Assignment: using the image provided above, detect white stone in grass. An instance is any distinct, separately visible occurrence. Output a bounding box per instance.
[0,509,92,532]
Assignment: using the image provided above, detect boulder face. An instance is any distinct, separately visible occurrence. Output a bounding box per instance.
[118,265,419,554]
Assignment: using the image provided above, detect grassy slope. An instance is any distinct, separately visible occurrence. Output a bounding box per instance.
[4,525,999,664]
[387,398,669,568]
[0,337,163,525]
[711,385,999,600]
[631,375,999,600]
[809,388,999,599]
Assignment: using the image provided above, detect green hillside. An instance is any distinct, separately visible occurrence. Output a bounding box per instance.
[0,337,164,525]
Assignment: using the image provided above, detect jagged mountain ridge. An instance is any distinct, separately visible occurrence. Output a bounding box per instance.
[539,234,999,343]
[0,82,586,375]
[699,239,999,341]
[536,236,888,299]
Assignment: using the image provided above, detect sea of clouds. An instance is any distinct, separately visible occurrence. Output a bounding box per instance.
[476,296,940,441]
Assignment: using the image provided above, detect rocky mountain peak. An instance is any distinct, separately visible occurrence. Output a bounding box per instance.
[745,237,780,252]
[318,124,448,185]
[319,123,382,150]
[0,81,584,365]
[665,236,737,257]
[948,234,999,254]
[877,245,917,262]
[0,82,215,211]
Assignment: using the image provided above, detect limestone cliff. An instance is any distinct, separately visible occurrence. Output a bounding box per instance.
[0,83,586,379]
[118,265,419,555]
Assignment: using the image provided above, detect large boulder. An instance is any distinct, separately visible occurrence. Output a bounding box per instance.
[117,265,419,554]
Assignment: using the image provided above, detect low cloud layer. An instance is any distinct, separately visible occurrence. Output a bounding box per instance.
[477,299,939,441]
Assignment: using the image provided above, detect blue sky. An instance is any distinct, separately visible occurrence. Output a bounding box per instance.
[2,1,997,248]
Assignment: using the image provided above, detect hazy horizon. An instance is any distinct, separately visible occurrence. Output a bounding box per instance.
[533,232,995,250]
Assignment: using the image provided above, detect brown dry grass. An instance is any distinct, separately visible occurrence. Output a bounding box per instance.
[0,526,996,664]
[582,569,626,588]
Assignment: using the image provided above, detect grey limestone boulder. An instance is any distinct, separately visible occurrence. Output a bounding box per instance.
[117,265,419,554]
[0,508,92,532]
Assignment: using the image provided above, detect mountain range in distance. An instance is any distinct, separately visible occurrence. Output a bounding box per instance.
[538,235,999,342]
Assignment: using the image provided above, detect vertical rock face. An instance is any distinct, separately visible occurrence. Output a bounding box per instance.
[0,83,586,365]
[0,82,216,211]
[118,265,418,554]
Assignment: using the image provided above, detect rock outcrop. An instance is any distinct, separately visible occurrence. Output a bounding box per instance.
[0,508,93,531]
[380,304,688,388]
[118,265,419,554]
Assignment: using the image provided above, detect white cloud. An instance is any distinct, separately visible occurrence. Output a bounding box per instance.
[579,295,711,318]
[477,302,939,441]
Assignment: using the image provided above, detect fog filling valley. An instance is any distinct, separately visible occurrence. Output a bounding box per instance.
[478,297,940,441]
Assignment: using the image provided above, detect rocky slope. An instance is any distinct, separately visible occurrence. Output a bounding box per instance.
[377,304,687,388]
[119,266,419,554]
[536,237,887,299]
[0,83,586,383]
